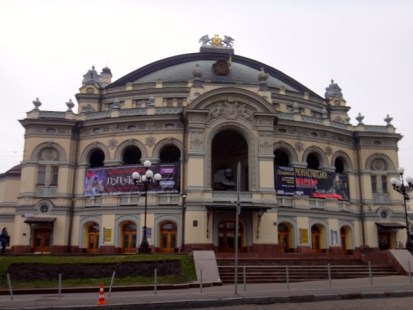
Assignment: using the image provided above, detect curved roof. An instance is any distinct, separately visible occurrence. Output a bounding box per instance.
[108,52,323,100]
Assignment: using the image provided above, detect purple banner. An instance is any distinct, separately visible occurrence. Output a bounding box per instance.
[84,164,180,197]
[275,166,349,201]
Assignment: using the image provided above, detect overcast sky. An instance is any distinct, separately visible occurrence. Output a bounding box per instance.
[1,0,413,178]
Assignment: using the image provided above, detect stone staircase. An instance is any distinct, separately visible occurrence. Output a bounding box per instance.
[217,256,400,284]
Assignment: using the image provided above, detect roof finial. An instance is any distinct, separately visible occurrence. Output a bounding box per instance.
[32,97,42,110]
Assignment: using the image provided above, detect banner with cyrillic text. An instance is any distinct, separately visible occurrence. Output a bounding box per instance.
[275,166,349,200]
[84,164,180,197]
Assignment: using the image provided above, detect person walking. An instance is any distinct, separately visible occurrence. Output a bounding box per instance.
[0,227,10,254]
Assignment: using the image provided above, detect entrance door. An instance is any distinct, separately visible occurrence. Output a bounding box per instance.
[122,222,137,254]
[87,223,99,254]
[341,228,347,254]
[33,228,51,253]
[311,225,321,253]
[218,221,242,251]
[340,226,352,254]
[378,231,391,250]
[278,223,290,254]
[159,221,177,253]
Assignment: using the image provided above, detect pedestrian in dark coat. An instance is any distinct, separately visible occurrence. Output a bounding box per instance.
[0,227,10,254]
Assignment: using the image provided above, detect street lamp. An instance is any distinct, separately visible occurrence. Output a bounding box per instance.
[132,160,162,254]
[390,167,413,251]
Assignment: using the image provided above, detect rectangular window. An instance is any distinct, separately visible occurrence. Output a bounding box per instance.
[37,165,58,186]
[371,176,378,193]
[50,166,59,185]
[371,175,388,194]
[37,165,46,185]
[381,176,388,193]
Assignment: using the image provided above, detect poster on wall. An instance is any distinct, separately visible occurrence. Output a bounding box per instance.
[299,229,308,244]
[275,166,349,201]
[84,163,180,197]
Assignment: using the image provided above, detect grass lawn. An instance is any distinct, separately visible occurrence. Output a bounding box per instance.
[0,254,196,289]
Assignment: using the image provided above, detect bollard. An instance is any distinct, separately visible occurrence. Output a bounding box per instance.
[6,273,13,301]
[409,261,412,285]
[108,271,116,297]
[200,268,203,293]
[154,268,157,295]
[368,261,373,287]
[243,266,246,292]
[286,265,290,290]
[327,263,331,288]
[58,273,62,300]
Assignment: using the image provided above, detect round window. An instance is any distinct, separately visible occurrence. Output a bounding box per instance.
[40,204,49,213]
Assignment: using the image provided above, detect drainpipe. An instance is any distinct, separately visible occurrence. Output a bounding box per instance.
[67,122,80,252]
[354,132,366,247]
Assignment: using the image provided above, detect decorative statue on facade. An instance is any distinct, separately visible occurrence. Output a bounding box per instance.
[214,167,236,191]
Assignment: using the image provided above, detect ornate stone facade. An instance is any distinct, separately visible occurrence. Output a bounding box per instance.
[0,37,407,256]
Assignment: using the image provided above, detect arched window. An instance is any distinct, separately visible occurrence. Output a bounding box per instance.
[274,149,290,167]
[307,153,320,169]
[89,149,105,168]
[371,158,388,194]
[335,157,345,173]
[122,146,141,165]
[160,145,181,163]
[37,147,59,186]
[212,130,248,191]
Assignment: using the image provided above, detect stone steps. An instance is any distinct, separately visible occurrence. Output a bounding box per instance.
[217,259,400,283]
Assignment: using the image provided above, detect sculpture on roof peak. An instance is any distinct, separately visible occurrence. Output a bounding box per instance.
[325,79,343,99]
[199,34,234,48]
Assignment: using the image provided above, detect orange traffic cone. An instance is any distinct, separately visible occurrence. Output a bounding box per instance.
[96,283,106,305]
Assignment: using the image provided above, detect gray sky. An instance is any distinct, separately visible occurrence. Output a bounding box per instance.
[1,0,413,178]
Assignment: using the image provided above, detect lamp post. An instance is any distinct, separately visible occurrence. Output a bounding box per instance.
[390,167,413,251]
[132,160,162,254]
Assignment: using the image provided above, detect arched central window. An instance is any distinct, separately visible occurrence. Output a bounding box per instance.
[212,130,248,191]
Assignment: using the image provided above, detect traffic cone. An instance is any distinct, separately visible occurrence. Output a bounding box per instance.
[96,283,106,305]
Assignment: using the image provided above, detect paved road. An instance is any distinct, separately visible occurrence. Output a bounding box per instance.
[2,275,413,309]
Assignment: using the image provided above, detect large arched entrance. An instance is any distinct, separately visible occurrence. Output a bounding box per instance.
[212,130,248,191]
[33,227,52,253]
[159,221,178,253]
[278,222,293,253]
[121,221,137,254]
[86,222,100,254]
[218,220,243,252]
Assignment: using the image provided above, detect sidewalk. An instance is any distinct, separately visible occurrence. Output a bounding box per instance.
[1,275,413,309]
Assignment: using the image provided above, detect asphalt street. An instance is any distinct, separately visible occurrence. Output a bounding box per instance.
[1,275,413,309]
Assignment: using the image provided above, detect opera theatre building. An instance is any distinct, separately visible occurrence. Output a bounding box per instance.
[0,35,410,256]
